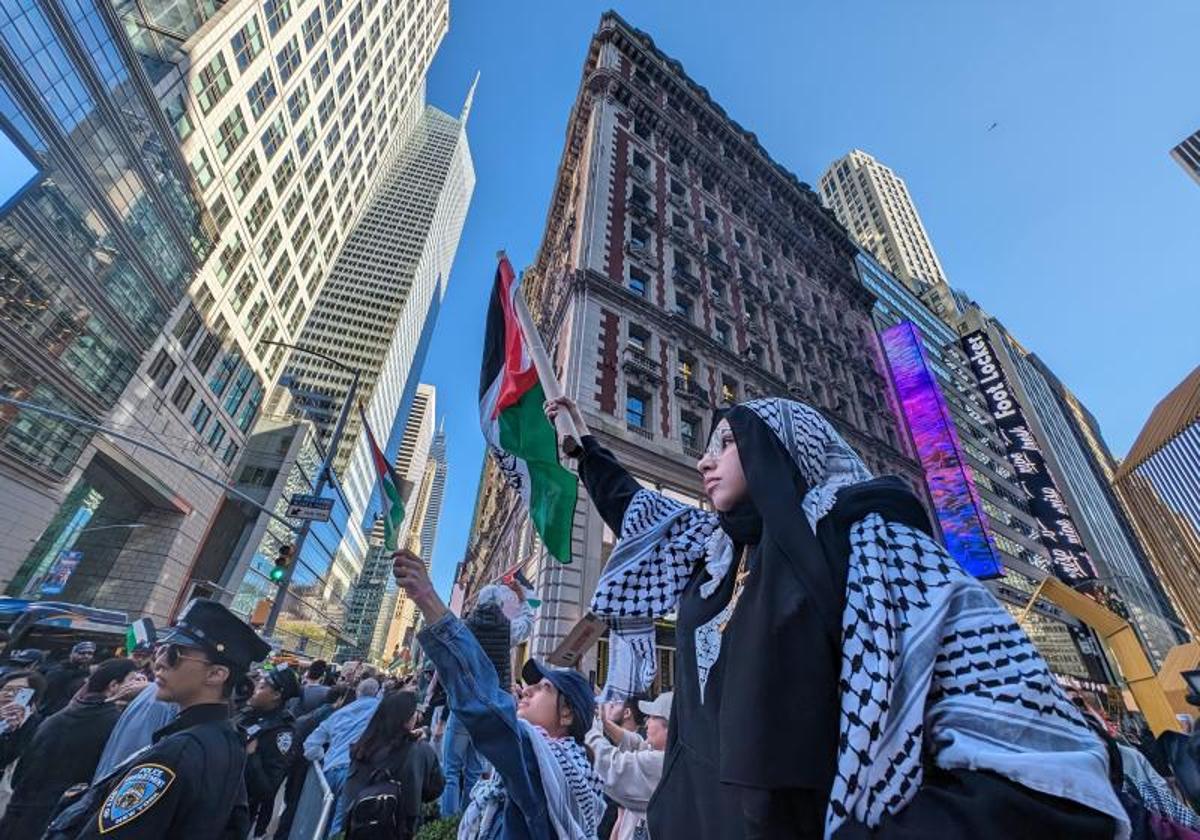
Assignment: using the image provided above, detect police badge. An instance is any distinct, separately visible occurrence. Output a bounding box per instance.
[276,730,293,754]
[98,764,175,832]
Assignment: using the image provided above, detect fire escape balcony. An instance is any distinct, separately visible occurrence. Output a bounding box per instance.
[623,347,663,383]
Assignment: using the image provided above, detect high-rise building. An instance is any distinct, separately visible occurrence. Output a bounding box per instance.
[378,421,446,660]
[1170,129,1200,186]
[462,13,926,672]
[1114,366,1200,639]
[819,150,955,316]
[863,254,1135,682]
[280,85,474,571]
[342,384,434,661]
[0,0,220,620]
[950,304,1184,665]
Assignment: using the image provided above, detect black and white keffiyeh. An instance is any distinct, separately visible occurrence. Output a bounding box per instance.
[458,720,604,840]
[589,397,1130,838]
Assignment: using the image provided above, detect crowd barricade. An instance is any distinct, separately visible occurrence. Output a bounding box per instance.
[285,761,333,840]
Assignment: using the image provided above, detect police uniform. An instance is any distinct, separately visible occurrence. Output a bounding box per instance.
[45,599,270,840]
[236,667,299,836]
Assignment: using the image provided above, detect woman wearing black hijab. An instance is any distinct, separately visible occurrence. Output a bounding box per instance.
[547,395,1128,839]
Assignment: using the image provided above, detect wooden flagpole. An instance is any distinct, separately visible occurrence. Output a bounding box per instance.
[499,251,581,456]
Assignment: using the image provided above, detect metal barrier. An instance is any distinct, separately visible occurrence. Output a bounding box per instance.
[286,761,334,840]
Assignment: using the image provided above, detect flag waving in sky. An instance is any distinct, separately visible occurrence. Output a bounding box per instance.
[478,255,577,563]
[360,404,405,551]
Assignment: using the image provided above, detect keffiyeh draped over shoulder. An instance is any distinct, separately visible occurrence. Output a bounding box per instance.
[588,397,1129,838]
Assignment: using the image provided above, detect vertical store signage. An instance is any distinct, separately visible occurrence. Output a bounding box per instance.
[881,322,1002,578]
[960,330,1097,582]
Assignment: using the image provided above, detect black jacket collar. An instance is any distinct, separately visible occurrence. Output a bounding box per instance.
[154,702,230,742]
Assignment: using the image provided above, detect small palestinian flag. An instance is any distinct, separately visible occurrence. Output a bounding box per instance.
[360,404,405,551]
[126,617,155,653]
[479,256,577,563]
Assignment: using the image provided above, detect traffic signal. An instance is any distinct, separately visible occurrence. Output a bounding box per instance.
[269,544,294,583]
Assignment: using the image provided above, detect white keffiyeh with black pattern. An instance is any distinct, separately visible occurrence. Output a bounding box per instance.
[458,720,604,840]
[588,397,1130,838]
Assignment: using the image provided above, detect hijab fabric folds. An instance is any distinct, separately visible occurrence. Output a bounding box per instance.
[589,397,1129,838]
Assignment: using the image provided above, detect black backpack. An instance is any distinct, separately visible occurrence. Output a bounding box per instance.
[347,765,411,840]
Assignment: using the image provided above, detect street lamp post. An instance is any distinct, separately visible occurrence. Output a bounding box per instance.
[261,340,361,639]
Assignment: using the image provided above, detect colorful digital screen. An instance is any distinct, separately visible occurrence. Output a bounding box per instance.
[882,321,1003,579]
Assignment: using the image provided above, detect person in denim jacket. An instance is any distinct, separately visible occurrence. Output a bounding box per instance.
[394,550,605,839]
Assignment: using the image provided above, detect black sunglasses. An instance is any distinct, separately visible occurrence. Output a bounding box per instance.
[154,643,212,669]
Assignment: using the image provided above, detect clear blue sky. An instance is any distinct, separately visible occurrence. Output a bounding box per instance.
[421,0,1200,596]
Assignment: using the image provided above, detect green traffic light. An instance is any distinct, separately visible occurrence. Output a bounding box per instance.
[269,566,286,583]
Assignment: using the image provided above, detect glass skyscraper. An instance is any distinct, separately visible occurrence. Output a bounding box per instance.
[0,0,210,604]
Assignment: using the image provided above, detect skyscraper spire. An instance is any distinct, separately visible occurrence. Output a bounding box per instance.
[461,71,480,125]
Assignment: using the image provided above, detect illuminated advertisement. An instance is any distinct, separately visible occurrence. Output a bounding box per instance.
[960,330,1097,582]
[881,322,1003,578]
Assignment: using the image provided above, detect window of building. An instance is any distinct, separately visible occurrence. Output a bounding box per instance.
[633,120,650,140]
[672,212,687,230]
[164,92,192,141]
[674,294,692,319]
[318,90,336,125]
[631,224,649,251]
[711,279,725,300]
[190,148,215,189]
[173,306,202,350]
[281,188,305,224]
[628,324,649,353]
[302,7,324,49]
[681,413,700,450]
[629,267,648,297]
[208,193,232,231]
[715,319,730,347]
[191,401,213,434]
[273,151,297,193]
[324,0,343,19]
[275,37,301,84]
[259,222,282,263]
[309,50,331,91]
[147,349,175,389]
[245,190,271,236]
[330,24,347,60]
[171,378,196,412]
[287,82,311,124]
[632,149,650,174]
[231,16,264,71]
[721,378,738,404]
[295,120,316,158]
[214,105,248,163]
[626,389,648,429]
[207,422,227,451]
[215,236,246,286]
[222,440,240,466]
[631,185,651,210]
[192,52,232,115]
[348,1,364,34]
[192,333,220,374]
[229,268,256,313]
[232,153,262,202]
[246,68,277,120]
[264,0,292,35]
[260,113,287,159]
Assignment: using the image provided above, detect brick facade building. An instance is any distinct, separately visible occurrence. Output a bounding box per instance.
[463,13,926,675]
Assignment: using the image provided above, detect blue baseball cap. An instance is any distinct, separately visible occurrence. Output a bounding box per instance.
[521,659,594,741]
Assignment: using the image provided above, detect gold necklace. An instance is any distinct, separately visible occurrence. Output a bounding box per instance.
[718,547,751,634]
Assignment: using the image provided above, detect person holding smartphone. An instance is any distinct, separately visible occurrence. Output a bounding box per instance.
[0,669,45,775]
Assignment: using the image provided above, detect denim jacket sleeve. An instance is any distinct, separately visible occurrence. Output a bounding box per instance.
[418,613,551,837]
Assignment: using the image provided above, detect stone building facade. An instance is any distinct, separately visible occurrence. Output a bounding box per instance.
[462,13,926,676]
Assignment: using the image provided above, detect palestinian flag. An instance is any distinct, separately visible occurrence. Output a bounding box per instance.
[479,256,577,563]
[360,404,405,551]
[126,617,155,653]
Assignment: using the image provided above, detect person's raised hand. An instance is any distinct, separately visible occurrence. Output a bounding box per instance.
[393,549,447,623]
[542,396,589,437]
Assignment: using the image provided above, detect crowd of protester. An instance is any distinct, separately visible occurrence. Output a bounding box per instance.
[1,393,1200,839]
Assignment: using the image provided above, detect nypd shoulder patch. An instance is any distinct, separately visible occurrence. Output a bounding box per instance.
[99,763,175,833]
[276,731,293,754]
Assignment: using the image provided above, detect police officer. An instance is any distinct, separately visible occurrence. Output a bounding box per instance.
[236,666,300,838]
[44,599,270,840]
